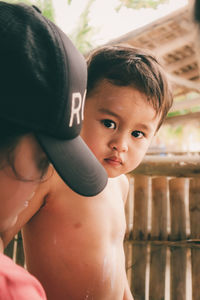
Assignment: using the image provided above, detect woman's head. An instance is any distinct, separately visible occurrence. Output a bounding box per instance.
[0,124,50,233]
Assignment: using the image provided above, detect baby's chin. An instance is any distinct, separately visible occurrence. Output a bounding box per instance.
[105,169,125,179]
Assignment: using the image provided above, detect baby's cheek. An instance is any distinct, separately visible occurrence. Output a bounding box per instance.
[88,142,101,158]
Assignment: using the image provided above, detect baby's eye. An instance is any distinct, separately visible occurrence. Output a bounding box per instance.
[132,130,144,139]
[102,119,116,129]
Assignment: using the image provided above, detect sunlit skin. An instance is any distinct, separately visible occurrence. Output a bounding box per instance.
[2,80,161,300]
[0,135,47,235]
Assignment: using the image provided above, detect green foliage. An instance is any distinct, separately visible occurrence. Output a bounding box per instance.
[116,0,169,12]
[172,125,183,137]
[69,0,96,54]
[167,106,200,118]
[36,0,54,22]
[4,0,54,22]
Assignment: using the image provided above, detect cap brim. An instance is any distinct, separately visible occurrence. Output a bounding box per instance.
[35,133,108,196]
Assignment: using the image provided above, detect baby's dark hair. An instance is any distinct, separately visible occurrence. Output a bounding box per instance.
[87,44,173,130]
[194,0,200,24]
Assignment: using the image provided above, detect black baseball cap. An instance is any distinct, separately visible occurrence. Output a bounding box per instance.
[0,2,107,196]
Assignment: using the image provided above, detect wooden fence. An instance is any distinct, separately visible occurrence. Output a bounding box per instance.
[125,154,200,300]
[4,154,200,299]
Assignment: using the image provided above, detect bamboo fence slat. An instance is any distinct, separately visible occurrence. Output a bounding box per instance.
[151,177,168,240]
[189,178,200,239]
[131,243,147,300]
[132,175,149,240]
[191,248,200,300]
[149,244,167,300]
[170,246,187,300]
[169,178,187,241]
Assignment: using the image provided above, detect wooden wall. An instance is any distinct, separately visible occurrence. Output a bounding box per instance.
[125,154,200,300]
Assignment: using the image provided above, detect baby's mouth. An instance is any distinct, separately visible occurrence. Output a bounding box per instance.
[104,156,123,165]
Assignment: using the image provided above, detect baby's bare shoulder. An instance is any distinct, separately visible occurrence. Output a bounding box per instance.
[118,175,129,202]
[107,175,129,203]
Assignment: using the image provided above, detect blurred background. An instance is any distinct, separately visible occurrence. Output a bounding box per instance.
[7,0,200,153]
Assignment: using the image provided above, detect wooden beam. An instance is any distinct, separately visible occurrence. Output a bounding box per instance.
[131,155,200,177]
[173,69,199,80]
[107,6,189,47]
[170,96,200,112]
[152,33,194,58]
[167,73,200,92]
[166,56,197,73]
[164,111,200,125]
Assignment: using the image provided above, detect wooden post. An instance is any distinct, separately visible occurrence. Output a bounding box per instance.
[189,178,200,299]
[170,246,187,300]
[149,244,167,300]
[132,175,149,240]
[191,247,200,300]
[189,178,200,239]
[169,178,187,240]
[151,177,168,240]
[124,241,132,288]
[168,178,187,300]
[131,242,147,300]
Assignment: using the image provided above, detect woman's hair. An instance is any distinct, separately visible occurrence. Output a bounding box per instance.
[194,0,200,24]
[86,44,173,130]
[0,120,49,181]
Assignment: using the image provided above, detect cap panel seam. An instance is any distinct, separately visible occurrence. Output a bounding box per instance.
[41,16,69,135]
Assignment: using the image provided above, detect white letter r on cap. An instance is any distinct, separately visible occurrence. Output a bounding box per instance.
[69,92,82,127]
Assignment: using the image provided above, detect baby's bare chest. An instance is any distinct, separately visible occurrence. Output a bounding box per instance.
[43,185,127,247]
[70,190,126,246]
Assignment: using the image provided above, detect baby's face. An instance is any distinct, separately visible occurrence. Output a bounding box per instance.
[81,79,161,178]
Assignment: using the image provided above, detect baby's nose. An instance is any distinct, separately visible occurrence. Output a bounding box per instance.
[109,138,128,153]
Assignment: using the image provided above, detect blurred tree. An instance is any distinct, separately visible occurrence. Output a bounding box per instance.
[36,0,54,21]
[116,0,169,11]
[5,0,54,22]
[68,0,169,53]
[69,0,96,54]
